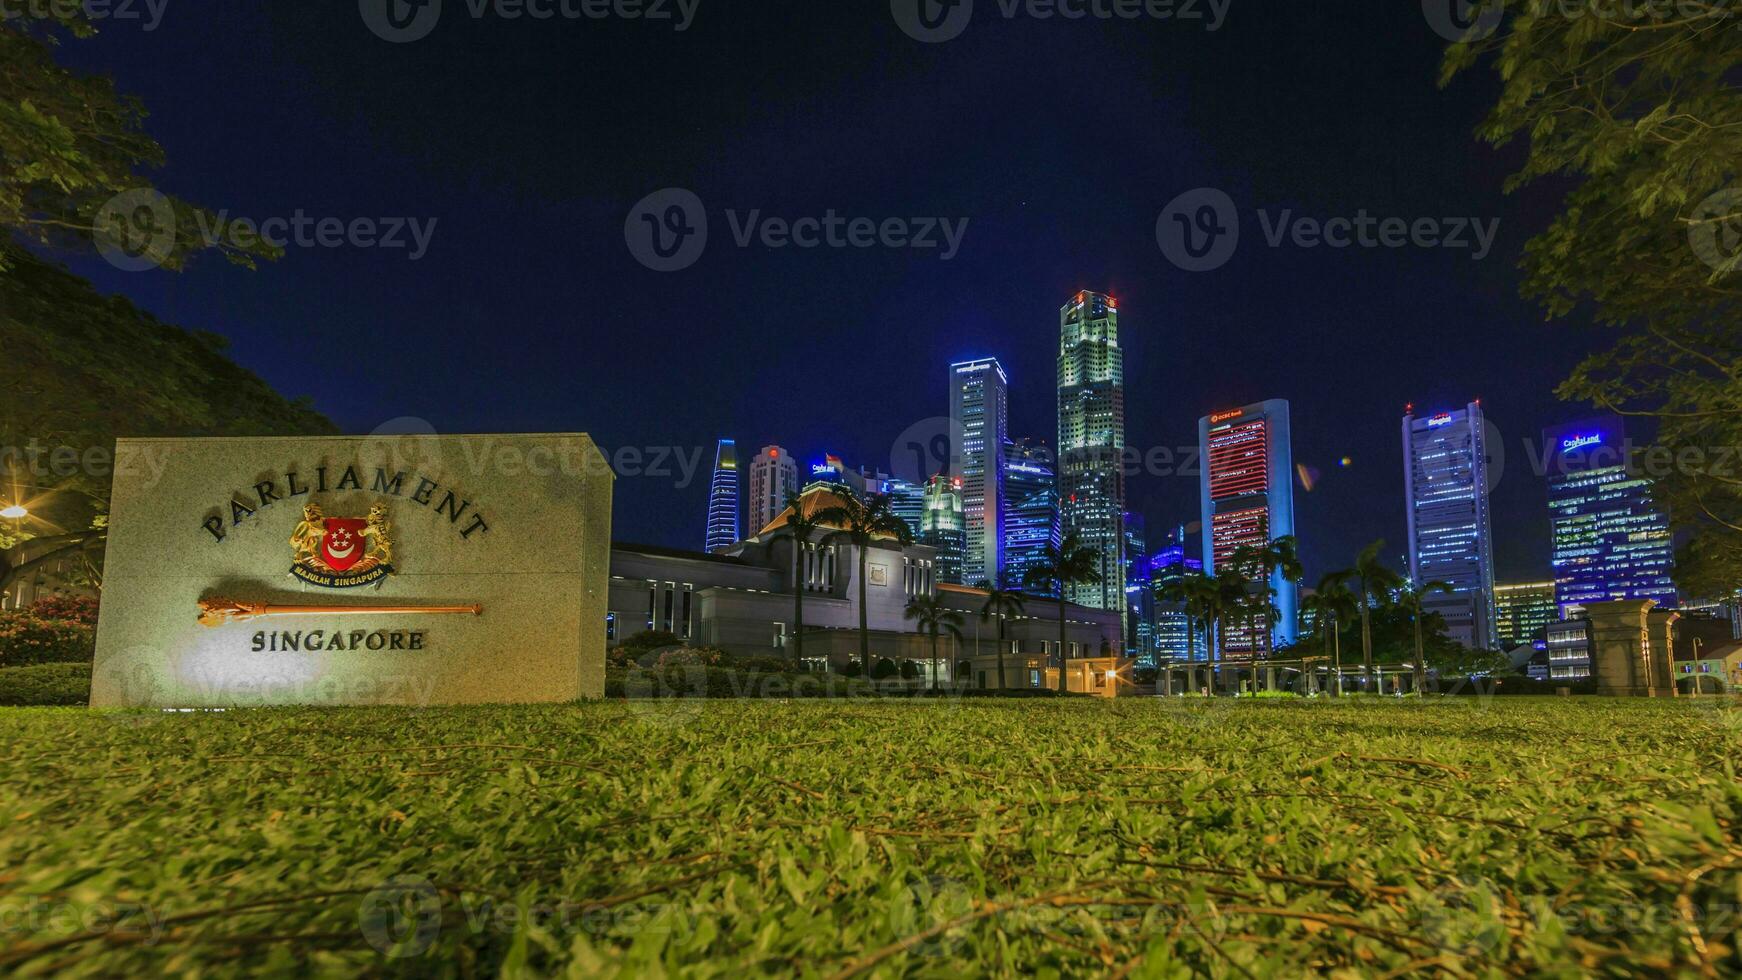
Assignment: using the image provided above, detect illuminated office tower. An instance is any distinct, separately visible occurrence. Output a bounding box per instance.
[1494,581,1557,648]
[884,477,928,540]
[705,439,740,553]
[1198,400,1297,655]
[1148,527,1207,661]
[1124,512,1151,657]
[950,358,1009,588]
[1401,403,1498,649]
[1544,417,1677,615]
[1057,291,1126,621]
[747,445,799,537]
[920,475,967,585]
[1002,439,1060,591]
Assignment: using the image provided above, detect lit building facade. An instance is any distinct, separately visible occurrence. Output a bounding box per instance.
[1124,511,1150,658]
[884,477,928,540]
[950,358,1009,589]
[747,445,799,538]
[1057,292,1126,623]
[1494,581,1557,649]
[1198,399,1298,655]
[920,475,967,585]
[1544,416,1677,616]
[1148,529,1207,662]
[1002,439,1060,591]
[705,438,739,553]
[1401,403,1497,649]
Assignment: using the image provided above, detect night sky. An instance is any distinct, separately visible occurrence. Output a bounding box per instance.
[55,1,1600,583]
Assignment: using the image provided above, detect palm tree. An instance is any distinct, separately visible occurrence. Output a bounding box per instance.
[1351,540,1404,691]
[780,489,826,667]
[1311,570,1358,695]
[1022,532,1103,693]
[1261,535,1304,649]
[905,595,964,691]
[1400,579,1454,694]
[1207,567,1256,690]
[974,580,1026,691]
[816,488,914,678]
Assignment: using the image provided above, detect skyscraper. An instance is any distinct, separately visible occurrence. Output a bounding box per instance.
[1544,416,1676,616]
[747,445,799,538]
[950,358,1009,588]
[1148,527,1207,662]
[704,439,739,553]
[885,477,928,540]
[1198,399,1297,655]
[1401,402,1498,649]
[1124,511,1150,657]
[1002,439,1060,591]
[921,475,967,585]
[1494,581,1557,649]
[1057,291,1126,620]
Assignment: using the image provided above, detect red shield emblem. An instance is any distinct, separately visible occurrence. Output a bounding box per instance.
[320,518,368,572]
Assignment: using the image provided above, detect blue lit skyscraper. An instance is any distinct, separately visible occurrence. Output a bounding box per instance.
[1198,399,1297,655]
[1002,439,1059,591]
[1058,291,1126,623]
[705,439,739,553]
[1148,527,1207,662]
[1543,416,1676,616]
[950,358,1010,588]
[1401,402,1497,649]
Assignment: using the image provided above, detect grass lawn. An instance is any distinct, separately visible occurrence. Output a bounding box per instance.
[1,697,1738,976]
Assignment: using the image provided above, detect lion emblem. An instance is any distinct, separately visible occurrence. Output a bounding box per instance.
[289,503,326,564]
[363,503,393,567]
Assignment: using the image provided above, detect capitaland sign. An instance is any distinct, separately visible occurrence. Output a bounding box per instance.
[92,434,612,707]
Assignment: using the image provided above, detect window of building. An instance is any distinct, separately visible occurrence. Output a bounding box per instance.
[1029,669,1041,688]
[662,581,676,632]
[645,580,657,631]
[605,612,617,641]
[773,622,787,649]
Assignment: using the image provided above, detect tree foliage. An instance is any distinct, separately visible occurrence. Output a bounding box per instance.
[0,249,333,587]
[0,13,275,271]
[1441,1,1742,593]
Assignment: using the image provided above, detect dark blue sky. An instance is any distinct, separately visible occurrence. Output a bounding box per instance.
[54,1,1597,582]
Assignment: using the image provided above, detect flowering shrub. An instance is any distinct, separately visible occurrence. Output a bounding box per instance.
[0,612,95,667]
[653,646,726,669]
[27,595,100,627]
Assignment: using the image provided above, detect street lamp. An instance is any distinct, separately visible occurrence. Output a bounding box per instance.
[0,505,27,520]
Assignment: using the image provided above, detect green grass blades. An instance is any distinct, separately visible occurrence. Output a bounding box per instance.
[0,697,1738,976]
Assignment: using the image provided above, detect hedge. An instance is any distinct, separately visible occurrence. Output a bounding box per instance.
[0,662,92,706]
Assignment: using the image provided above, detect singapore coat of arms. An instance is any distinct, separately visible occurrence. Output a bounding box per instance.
[289,502,396,588]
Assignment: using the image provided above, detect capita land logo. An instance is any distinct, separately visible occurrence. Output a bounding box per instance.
[290,501,397,589]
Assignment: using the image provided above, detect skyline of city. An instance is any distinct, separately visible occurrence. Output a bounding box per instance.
[693,293,1688,659]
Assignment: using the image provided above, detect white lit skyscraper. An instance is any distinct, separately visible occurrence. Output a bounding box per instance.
[704,439,739,553]
[950,358,1009,588]
[1401,402,1498,649]
[1058,292,1126,621]
[746,445,799,538]
[1198,399,1297,655]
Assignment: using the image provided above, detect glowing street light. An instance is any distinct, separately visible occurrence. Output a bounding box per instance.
[0,505,27,520]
